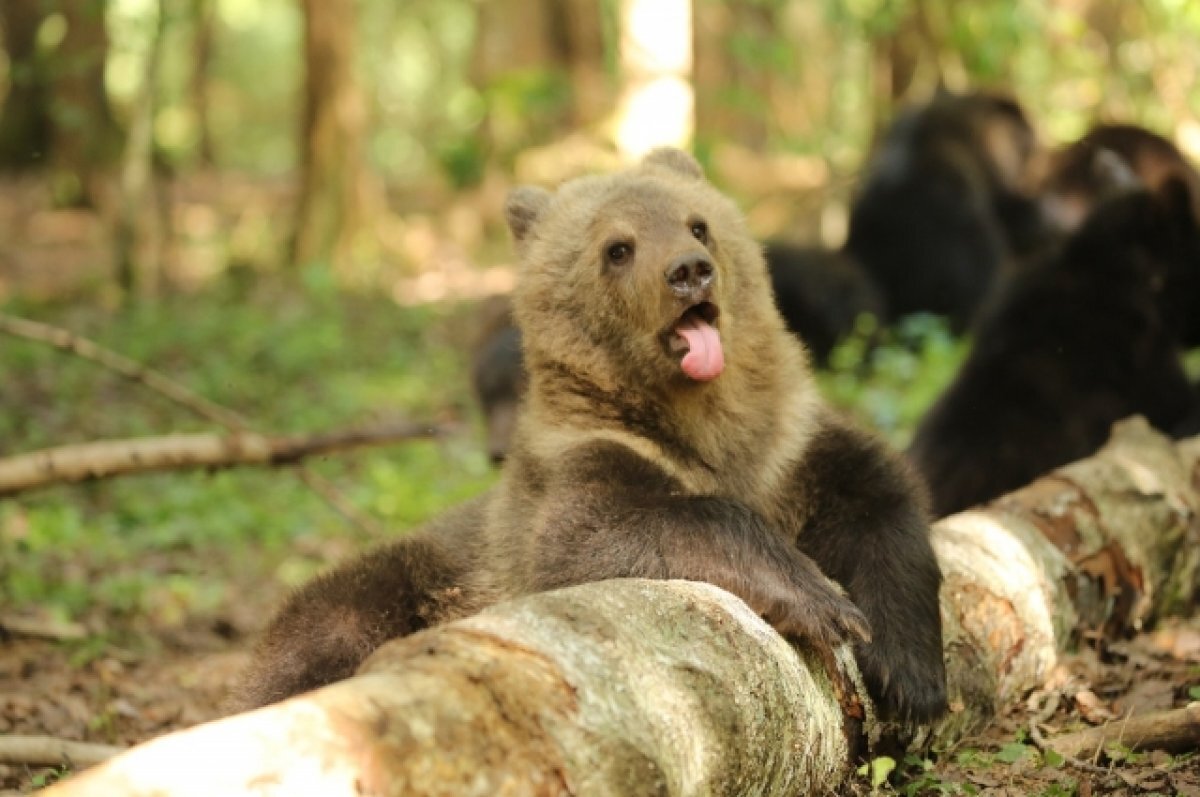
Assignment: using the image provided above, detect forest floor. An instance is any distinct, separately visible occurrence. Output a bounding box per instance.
[1,177,1198,795]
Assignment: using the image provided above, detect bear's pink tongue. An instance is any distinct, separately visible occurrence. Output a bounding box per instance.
[676,312,725,381]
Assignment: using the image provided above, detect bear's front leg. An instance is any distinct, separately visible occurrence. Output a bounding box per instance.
[518,440,871,652]
[794,414,948,724]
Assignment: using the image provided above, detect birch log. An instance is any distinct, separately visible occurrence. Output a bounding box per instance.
[43,580,863,796]
[42,418,1200,796]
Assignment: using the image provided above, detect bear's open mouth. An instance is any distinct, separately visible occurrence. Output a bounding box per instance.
[666,302,724,381]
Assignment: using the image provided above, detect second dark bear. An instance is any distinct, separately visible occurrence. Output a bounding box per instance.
[1042,123,1200,231]
[763,242,884,366]
[846,92,1044,328]
[908,179,1200,518]
[241,149,946,724]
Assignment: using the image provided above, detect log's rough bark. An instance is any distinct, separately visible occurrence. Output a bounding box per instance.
[44,581,862,797]
[0,423,445,497]
[41,419,1200,797]
[933,418,1200,744]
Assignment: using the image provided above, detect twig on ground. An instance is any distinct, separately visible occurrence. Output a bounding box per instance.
[1026,689,1110,774]
[0,615,87,642]
[0,312,250,432]
[295,467,389,538]
[0,735,122,768]
[1044,704,1200,762]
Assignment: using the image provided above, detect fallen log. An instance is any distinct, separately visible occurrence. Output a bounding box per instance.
[41,419,1200,796]
[44,580,861,796]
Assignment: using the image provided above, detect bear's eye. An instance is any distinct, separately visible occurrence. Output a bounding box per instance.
[690,221,709,245]
[606,242,633,265]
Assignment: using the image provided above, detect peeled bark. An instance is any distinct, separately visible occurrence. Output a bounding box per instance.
[41,420,1200,796]
[934,418,1200,743]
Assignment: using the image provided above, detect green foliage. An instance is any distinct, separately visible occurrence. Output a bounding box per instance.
[1041,748,1065,769]
[28,766,69,790]
[896,754,978,796]
[819,314,966,448]
[954,748,994,767]
[0,278,496,626]
[822,0,909,38]
[857,755,897,788]
[994,741,1032,764]
[437,137,488,189]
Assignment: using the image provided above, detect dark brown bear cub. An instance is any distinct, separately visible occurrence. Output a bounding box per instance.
[238,149,947,724]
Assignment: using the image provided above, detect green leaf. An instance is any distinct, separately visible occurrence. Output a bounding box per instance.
[865,756,896,788]
[1187,685,1200,700]
[1042,748,1065,768]
[995,742,1030,763]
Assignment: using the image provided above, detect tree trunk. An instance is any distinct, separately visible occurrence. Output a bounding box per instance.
[292,0,376,277]
[692,1,776,150]
[113,0,167,295]
[39,419,1200,796]
[0,0,53,169]
[469,0,602,161]
[189,0,217,166]
[555,0,611,129]
[49,0,123,205]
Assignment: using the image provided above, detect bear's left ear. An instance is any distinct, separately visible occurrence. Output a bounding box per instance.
[643,148,704,180]
[505,186,553,243]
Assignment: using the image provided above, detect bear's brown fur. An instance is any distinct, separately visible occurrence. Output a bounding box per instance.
[238,149,947,723]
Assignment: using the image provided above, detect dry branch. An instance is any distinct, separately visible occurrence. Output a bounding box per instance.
[41,419,1200,796]
[0,422,445,497]
[1048,704,1200,760]
[0,312,397,534]
[0,736,122,768]
[0,615,87,641]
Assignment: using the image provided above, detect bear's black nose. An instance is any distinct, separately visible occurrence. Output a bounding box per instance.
[665,253,715,301]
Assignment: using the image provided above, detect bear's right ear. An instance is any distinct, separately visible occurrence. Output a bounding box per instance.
[505,186,552,243]
[1154,174,1196,227]
[643,148,705,180]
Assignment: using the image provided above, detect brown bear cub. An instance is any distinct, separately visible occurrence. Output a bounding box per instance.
[238,149,947,724]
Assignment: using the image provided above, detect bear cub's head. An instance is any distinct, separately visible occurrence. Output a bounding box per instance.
[505,148,776,393]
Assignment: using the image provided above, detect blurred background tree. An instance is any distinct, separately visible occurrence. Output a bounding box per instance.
[0,0,1197,295]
